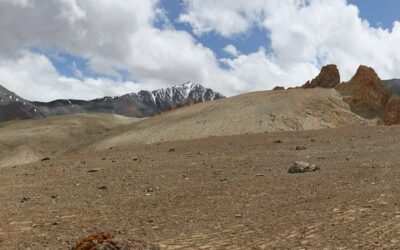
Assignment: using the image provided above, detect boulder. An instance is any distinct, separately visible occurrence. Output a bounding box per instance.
[288,161,319,174]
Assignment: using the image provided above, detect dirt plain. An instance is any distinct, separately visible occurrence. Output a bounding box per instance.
[1,124,400,249]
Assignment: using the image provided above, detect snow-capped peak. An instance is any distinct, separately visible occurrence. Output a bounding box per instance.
[135,81,224,110]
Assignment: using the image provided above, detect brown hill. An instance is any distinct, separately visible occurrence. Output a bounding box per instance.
[335,65,400,124]
[88,88,371,150]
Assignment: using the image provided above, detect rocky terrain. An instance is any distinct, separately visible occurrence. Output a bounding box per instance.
[1,124,400,249]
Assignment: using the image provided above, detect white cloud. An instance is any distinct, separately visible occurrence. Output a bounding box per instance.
[0,0,247,99]
[1,0,400,102]
[181,0,400,82]
[0,0,32,7]
[221,48,319,92]
[223,44,240,57]
[0,51,141,101]
[179,0,267,37]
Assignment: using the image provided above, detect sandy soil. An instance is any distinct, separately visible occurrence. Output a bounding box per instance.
[1,124,399,249]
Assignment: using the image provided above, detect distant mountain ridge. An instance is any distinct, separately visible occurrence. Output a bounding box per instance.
[0,82,224,122]
[383,79,400,96]
[0,84,44,122]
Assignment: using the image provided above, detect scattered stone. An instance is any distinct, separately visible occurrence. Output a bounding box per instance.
[51,195,58,199]
[20,196,30,202]
[41,157,51,162]
[256,174,265,177]
[145,187,155,193]
[132,157,138,161]
[296,146,306,150]
[72,233,130,250]
[168,148,176,152]
[219,178,228,182]
[310,138,316,142]
[88,168,101,173]
[98,186,108,190]
[273,140,282,144]
[288,162,320,174]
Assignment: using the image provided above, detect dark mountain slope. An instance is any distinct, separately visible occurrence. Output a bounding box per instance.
[383,79,400,96]
[0,84,44,122]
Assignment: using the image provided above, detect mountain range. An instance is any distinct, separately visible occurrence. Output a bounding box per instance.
[1,68,400,124]
[0,82,224,123]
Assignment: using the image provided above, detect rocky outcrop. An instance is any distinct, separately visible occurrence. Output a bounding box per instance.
[302,64,340,89]
[336,65,400,124]
[385,95,400,124]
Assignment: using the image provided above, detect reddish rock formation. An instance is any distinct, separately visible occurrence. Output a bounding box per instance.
[272,86,285,91]
[302,64,340,89]
[336,65,400,124]
[385,95,400,124]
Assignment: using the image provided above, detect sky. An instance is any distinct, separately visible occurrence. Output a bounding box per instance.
[0,0,400,101]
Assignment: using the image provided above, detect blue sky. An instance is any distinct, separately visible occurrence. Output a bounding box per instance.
[348,0,400,28]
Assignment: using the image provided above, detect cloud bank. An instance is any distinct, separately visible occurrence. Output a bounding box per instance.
[0,0,399,101]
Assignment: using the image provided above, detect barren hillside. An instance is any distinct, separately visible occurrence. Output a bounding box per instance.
[0,114,140,168]
[90,88,373,150]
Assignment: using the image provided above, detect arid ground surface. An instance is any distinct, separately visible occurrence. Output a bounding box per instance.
[1,124,400,249]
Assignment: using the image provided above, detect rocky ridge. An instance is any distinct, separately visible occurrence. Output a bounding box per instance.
[335,65,400,124]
